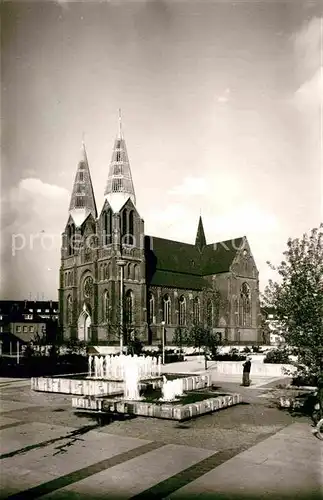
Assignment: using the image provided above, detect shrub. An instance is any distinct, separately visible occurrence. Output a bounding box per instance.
[292,374,318,387]
[243,346,251,353]
[127,336,144,356]
[264,348,291,364]
[252,345,261,353]
[213,353,247,361]
[164,353,184,363]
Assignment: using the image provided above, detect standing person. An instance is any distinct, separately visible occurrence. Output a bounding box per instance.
[242,357,252,386]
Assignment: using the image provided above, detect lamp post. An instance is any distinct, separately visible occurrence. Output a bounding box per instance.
[235,311,239,346]
[117,259,126,354]
[161,320,165,364]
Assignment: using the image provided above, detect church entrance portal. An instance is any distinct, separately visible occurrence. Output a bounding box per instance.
[78,304,92,341]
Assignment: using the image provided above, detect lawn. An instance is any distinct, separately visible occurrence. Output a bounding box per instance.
[141,386,229,405]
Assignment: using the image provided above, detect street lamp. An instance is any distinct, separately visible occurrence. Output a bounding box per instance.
[116,259,126,354]
[235,311,239,344]
[161,320,165,364]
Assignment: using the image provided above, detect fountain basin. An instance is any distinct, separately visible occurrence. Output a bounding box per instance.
[72,391,242,421]
[31,375,124,396]
[31,373,211,396]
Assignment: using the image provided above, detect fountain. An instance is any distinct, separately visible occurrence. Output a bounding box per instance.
[124,355,142,401]
[31,351,242,420]
[160,376,184,402]
[87,354,186,402]
[87,354,161,381]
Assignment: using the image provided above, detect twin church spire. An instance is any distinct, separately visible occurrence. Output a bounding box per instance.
[69,141,98,227]
[104,109,136,212]
[68,112,208,250]
[68,111,136,227]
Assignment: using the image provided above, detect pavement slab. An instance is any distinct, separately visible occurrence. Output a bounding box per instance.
[165,423,323,499]
[0,371,319,499]
[0,423,156,499]
[0,421,76,456]
[0,399,40,413]
[39,444,215,500]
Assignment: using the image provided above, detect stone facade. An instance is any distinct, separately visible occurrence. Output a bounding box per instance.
[59,119,261,345]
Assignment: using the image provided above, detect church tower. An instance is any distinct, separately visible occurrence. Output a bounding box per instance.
[104,110,136,213]
[69,142,97,227]
[59,142,98,342]
[96,111,146,344]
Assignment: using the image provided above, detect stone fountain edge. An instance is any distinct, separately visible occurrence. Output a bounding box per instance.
[72,392,242,421]
[31,373,212,396]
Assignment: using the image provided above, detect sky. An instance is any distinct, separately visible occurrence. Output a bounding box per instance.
[1,0,322,300]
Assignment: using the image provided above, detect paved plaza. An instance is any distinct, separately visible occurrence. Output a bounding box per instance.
[0,367,322,499]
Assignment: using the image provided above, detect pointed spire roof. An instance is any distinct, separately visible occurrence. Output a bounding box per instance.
[69,142,97,227]
[195,215,206,251]
[104,110,136,213]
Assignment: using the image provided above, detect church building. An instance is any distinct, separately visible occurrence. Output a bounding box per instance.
[59,115,261,346]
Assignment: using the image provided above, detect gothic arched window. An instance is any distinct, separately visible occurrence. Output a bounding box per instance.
[122,209,127,238]
[103,210,112,245]
[129,210,134,238]
[239,283,251,327]
[163,294,171,325]
[133,264,139,281]
[125,290,134,325]
[103,290,109,323]
[66,295,72,325]
[126,262,131,280]
[193,297,200,325]
[148,292,155,324]
[206,298,213,327]
[178,296,186,326]
[67,224,75,256]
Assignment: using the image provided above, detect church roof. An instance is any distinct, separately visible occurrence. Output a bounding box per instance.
[149,270,207,290]
[147,237,202,275]
[200,238,244,275]
[145,234,244,290]
[195,216,206,251]
[69,143,97,227]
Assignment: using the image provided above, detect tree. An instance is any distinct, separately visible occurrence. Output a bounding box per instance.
[106,299,144,351]
[173,326,189,354]
[262,224,323,413]
[173,324,222,370]
[259,311,272,345]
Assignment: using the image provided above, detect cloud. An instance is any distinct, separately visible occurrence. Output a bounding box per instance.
[292,16,322,109]
[168,176,209,196]
[2,178,69,234]
[20,177,69,200]
[1,178,70,298]
[292,16,322,77]
[213,203,278,237]
[54,0,70,10]
[149,203,186,225]
[295,67,323,110]
[217,88,231,104]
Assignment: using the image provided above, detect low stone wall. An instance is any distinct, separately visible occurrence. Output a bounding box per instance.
[72,392,242,421]
[213,362,296,377]
[31,377,124,396]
